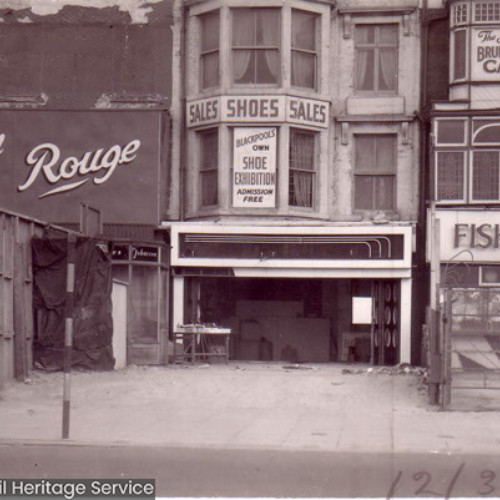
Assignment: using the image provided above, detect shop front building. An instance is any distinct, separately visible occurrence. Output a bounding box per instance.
[0,110,171,367]
[168,0,422,364]
[427,0,500,403]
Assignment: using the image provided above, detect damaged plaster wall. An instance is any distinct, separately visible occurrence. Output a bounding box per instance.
[0,0,164,24]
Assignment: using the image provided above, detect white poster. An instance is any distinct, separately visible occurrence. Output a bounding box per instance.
[233,127,277,208]
[472,28,500,81]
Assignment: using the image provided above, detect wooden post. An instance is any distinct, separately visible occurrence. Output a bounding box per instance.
[62,234,76,439]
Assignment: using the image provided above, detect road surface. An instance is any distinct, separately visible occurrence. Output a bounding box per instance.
[1,442,500,498]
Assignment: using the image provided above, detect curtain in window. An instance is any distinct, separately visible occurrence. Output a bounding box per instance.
[290,171,313,207]
[289,131,314,208]
[379,48,397,91]
[261,11,280,82]
[233,11,253,81]
[355,50,370,90]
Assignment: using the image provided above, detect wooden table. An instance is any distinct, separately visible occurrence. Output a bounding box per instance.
[173,325,231,364]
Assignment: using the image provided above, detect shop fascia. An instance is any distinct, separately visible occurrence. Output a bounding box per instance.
[435,210,500,262]
[186,95,329,129]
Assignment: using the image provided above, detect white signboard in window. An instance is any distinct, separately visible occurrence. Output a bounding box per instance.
[352,297,372,324]
[233,127,277,208]
[472,28,500,81]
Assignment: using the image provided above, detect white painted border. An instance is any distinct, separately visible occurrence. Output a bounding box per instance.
[170,223,413,271]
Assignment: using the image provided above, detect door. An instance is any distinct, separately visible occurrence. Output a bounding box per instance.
[372,280,400,365]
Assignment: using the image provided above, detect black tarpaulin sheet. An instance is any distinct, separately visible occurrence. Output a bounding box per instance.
[32,236,115,371]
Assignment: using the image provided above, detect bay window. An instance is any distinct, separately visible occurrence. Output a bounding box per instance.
[289,129,316,208]
[354,25,398,93]
[200,129,218,207]
[232,8,280,85]
[354,135,396,211]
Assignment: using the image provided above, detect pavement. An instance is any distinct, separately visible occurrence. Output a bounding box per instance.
[1,362,500,454]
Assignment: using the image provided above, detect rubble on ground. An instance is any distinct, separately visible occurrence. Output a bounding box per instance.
[341,363,428,377]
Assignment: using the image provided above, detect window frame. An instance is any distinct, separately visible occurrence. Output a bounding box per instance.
[354,23,399,95]
[434,118,468,146]
[474,2,500,23]
[291,8,319,91]
[288,128,317,209]
[199,10,220,90]
[434,150,467,204]
[230,7,282,86]
[470,149,500,203]
[353,134,397,212]
[451,28,468,82]
[453,2,469,26]
[199,128,219,208]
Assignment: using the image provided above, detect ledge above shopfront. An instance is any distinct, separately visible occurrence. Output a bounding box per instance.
[169,223,413,278]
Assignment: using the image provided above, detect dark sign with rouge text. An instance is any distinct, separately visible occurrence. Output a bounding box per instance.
[0,110,168,224]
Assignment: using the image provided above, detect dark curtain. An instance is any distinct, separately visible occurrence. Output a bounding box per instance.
[32,235,114,371]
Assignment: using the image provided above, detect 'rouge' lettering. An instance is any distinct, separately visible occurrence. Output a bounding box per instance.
[18,139,141,197]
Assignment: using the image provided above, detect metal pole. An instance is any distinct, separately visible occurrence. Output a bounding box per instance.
[62,234,76,439]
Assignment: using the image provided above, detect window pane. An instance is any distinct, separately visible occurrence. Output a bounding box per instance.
[292,10,316,51]
[289,170,313,207]
[256,10,280,46]
[200,130,218,206]
[454,30,466,80]
[201,130,218,171]
[374,175,395,210]
[437,152,464,200]
[375,135,396,172]
[354,176,394,210]
[290,130,315,170]
[232,8,280,84]
[379,25,398,44]
[130,266,159,343]
[201,170,218,206]
[355,135,396,210]
[354,176,374,210]
[201,52,219,88]
[291,51,315,88]
[437,120,465,144]
[473,151,499,200]
[378,48,397,91]
[255,50,280,83]
[355,49,375,90]
[355,25,397,92]
[289,130,315,208]
[474,123,500,144]
[355,25,375,44]
[355,135,375,171]
[201,12,219,52]
[233,9,255,46]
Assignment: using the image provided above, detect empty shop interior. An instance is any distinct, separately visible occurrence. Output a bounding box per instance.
[182,277,401,365]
